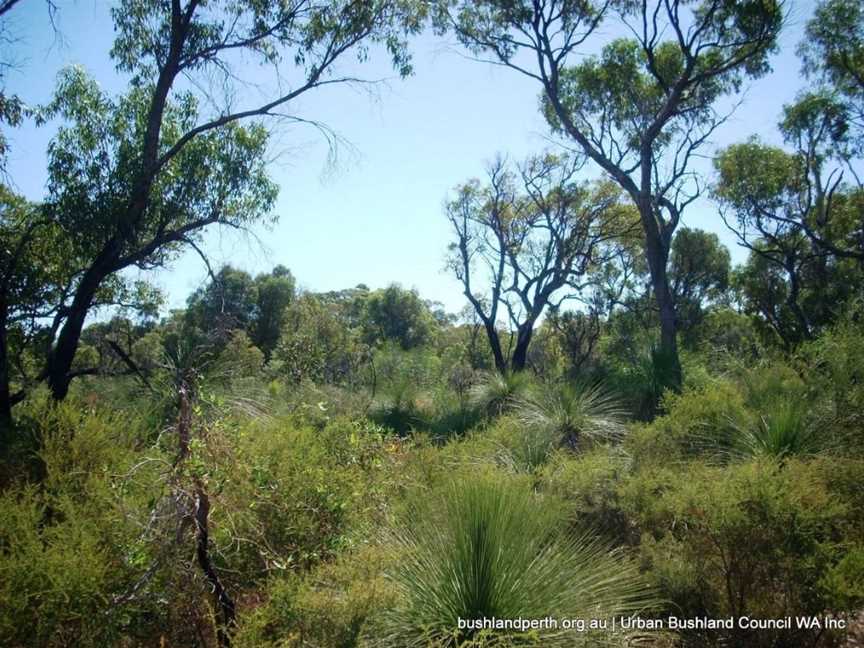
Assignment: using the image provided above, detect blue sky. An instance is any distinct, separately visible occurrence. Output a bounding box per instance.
[3,0,817,315]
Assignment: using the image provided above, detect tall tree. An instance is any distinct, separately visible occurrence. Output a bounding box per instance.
[0,188,160,433]
[445,153,630,372]
[251,265,296,358]
[185,266,260,339]
[668,227,730,341]
[359,284,436,350]
[19,0,422,402]
[715,128,863,346]
[441,0,783,387]
[799,0,864,126]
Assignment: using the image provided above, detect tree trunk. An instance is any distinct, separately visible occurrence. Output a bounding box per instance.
[0,304,12,444]
[46,262,109,401]
[482,320,507,373]
[510,320,535,372]
[642,217,682,391]
[785,258,812,342]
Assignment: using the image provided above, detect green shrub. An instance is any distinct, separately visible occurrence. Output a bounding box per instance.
[234,544,398,648]
[620,458,863,647]
[514,382,626,452]
[540,448,634,542]
[468,371,533,418]
[796,315,864,445]
[625,379,747,468]
[819,546,864,611]
[373,473,657,647]
[216,415,393,580]
[0,485,119,646]
[0,402,171,647]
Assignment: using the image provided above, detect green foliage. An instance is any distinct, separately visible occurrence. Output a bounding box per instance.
[185,265,296,358]
[234,544,398,648]
[368,345,438,434]
[725,399,827,461]
[669,228,731,342]
[819,546,864,611]
[514,381,626,454]
[39,66,277,265]
[209,415,394,578]
[0,486,119,646]
[627,383,733,461]
[252,265,297,358]
[620,458,864,647]
[692,307,762,361]
[4,1,864,641]
[360,284,437,350]
[0,402,168,646]
[800,0,864,112]
[271,294,367,385]
[540,448,634,542]
[796,310,864,440]
[468,371,532,418]
[603,343,682,421]
[375,473,657,647]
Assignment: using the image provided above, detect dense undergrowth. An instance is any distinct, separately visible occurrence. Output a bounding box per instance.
[1,314,864,648]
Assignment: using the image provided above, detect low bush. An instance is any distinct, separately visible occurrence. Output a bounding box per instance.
[539,448,634,543]
[234,544,397,648]
[619,457,864,647]
[374,472,658,647]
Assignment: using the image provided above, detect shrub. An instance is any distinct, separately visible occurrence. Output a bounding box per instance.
[540,448,634,543]
[234,544,398,648]
[620,458,863,647]
[514,382,626,452]
[0,402,173,647]
[796,314,864,446]
[624,379,748,468]
[215,415,392,580]
[373,473,657,647]
[468,371,532,418]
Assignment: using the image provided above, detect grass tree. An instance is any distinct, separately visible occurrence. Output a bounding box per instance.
[515,382,627,452]
[375,475,657,647]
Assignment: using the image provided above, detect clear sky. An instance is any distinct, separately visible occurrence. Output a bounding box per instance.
[3,0,817,315]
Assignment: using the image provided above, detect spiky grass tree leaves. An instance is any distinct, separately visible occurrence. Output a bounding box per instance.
[374,475,657,647]
[514,382,627,454]
[725,399,834,462]
[468,371,532,418]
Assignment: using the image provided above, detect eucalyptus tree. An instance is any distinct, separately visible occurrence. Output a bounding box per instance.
[668,227,730,340]
[0,190,65,428]
[800,0,864,126]
[24,0,423,402]
[360,284,437,350]
[440,0,784,387]
[714,96,864,346]
[445,152,631,372]
[0,188,160,437]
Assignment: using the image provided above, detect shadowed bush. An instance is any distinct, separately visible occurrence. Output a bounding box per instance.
[468,371,533,418]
